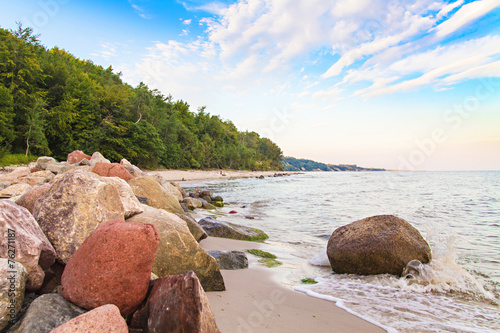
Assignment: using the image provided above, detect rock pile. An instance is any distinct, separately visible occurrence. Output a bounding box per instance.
[0,151,223,331]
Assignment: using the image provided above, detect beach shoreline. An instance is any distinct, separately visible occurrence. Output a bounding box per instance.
[146,169,299,184]
[200,236,386,333]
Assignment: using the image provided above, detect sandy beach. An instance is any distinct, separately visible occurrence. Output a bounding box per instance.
[146,169,298,183]
[200,237,385,333]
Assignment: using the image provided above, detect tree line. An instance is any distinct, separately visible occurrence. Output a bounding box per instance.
[0,25,283,170]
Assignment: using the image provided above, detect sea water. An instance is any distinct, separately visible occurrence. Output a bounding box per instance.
[185,171,500,332]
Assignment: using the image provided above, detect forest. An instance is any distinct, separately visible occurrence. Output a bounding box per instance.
[0,25,283,170]
[282,157,385,172]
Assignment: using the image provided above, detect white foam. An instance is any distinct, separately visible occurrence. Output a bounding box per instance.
[308,249,330,267]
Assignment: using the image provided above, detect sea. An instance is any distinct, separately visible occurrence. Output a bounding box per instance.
[184,171,500,333]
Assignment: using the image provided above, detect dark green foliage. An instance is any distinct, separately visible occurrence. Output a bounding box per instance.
[0,26,284,170]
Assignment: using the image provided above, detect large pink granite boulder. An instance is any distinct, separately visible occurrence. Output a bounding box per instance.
[0,200,56,290]
[129,271,220,333]
[16,184,52,214]
[61,219,159,316]
[92,162,134,181]
[67,150,91,165]
[50,304,128,333]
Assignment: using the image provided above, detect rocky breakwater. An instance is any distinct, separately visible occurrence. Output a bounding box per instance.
[0,150,223,332]
[327,215,432,276]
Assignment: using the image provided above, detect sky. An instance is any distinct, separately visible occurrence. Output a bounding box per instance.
[1,0,499,171]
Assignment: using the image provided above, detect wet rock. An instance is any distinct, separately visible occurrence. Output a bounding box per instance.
[200,190,213,198]
[66,150,91,165]
[61,219,159,316]
[129,272,220,333]
[15,184,51,214]
[327,215,432,276]
[202,202,216,210]
[0,201,56,290]
[127,205,225,291]
[175,214,208,242]
[7,293,86,333]
[128,176,184,214]
[183,197,203,210]
[201,195,212,203]
[208,250,248,270]
[198,217,269,241]
[50,304,128,333]
[92,162,134,181]
[213,196,223,202]
[0,259,27,331]
[33,169,139,263]
[213,201,224,208]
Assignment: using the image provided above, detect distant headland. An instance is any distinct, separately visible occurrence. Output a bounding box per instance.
[282,157,386,172]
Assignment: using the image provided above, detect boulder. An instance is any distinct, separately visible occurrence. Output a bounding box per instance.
[34,157,57,170]
[213,196,223,202]
[92,162,134,181]
[99,177,143,218]
[122,164,144,177]
[89,152,110,166]
[171,182,187,198]
[0,259,27,331]
[33,169,141,263]
[61,219,159,316]
[208,251,248,270]
[198,217,269,241]
[0,168,30,182]
[15,184,52,214]
[129,272,220,333]
[326,215,432,276]
[200,190,213,198]
[201,195,212,203]
[0,200,56,290]
[0,184,32,199]
[161,182,183,202]
[128,176,184,214]
[127,205,225,291]
[183,197,203,210]
[66,150,91,165]
[202,202,217,210]
[45,162,65,175]
[7,293,86,333]
[50,304,128,333]
[175,214,208,242]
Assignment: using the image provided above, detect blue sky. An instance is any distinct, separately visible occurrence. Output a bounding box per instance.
[1,0,499,170]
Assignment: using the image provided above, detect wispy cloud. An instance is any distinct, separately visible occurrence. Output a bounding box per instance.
[129,0,152,19]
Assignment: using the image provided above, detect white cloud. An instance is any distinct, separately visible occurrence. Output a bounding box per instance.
[182,19,192,25]
[350,35,500,97]
[433,0,500,38]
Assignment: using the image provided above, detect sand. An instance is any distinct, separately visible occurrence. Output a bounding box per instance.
[200,237,386,333]
[146,169,298,183]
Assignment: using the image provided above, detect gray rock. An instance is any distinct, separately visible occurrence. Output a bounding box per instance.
[175,214,208,242]
[198,217,269,241]
[34,157,57,170]
[7,293,87,333]
[213,196,223,202]
[0,259,27,331]
[183,197,203,210]
[208,251,248,270]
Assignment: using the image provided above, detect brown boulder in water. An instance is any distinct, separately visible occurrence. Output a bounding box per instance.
[327,215,431,276]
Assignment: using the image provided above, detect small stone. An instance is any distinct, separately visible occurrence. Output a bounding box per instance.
[50,304,128,333]
[208,250,249,270]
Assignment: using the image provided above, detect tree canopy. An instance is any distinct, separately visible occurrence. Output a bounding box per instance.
[0,25,283,170]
